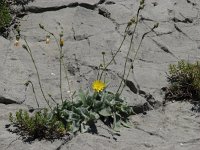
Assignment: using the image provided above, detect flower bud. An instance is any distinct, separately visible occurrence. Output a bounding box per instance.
[16,35,20,41]
[60,38,64,47]
[24,81,30,86]
[127,21,132,27]
[131,17,136,23]
[22,44,28,50]
[140,0,145,5]
[59,31,64,38]
[139,4,145,9]
[153,23,159,28]
[39,24,44,29]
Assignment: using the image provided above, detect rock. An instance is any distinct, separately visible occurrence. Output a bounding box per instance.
[1,0,200,149]
[0,37,28,104]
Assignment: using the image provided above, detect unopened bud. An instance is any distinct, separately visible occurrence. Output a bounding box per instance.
[24,81,30,86]
[16,35,20,41]
[131,18,136,23]
[139,4,145,9]
[153,23,159,28]
[22,44,28,50]
[39,24,44,29]
[140,0,145,5]
[127,21,132,27]
[59,31,64,38]
[60,38,64,47]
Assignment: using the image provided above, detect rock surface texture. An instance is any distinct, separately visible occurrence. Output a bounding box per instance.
[1,0,200,149]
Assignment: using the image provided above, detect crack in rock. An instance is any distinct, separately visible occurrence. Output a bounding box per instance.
[151,38,178,59]
[97,7,120,34]
[24,0,107,13]
[138,58,154,63]
[174,24,193,41]
[105,1,116,5]
[98,6,111,18]
[172,17,193,23]
[180,138,200,145]
[117,75,162,110]
[98,0,106,5]
[155,31,173,37]
[76,34,93,41]
[24,1,101,13]
[21,1,120,37]
[140,16,155,22]
[71,24,93,42]
[25,3,78,13]
[79,3,97,10]
[186,0,197,6]
[134,126,165,140]
[0,95,22,105]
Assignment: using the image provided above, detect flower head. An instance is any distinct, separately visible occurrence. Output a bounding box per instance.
[92,80,106,92]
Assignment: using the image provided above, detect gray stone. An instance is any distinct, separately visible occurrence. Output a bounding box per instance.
[1,0,200,149]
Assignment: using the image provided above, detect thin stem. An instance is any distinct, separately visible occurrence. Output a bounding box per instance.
[27,81,40,108]
[48,94,59,105]
[119,26,157,95]
[116,8,141,93]
[59,37,63,103]
[102,53,106,83]
[99,26,129,80]
[41,28,72,102]
[24,39,52,110]
[96,64,102,80]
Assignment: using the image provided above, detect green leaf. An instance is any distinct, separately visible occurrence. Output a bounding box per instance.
[99,107,112,117]
[80,123,90,133]
[80,108,90,121]
[121,121,131,128]
[71,121,80,133]
[89,112,100,120]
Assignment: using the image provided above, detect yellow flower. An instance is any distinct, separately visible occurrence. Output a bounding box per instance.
[60,38,64,47]
[92,80,106,92]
